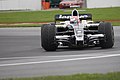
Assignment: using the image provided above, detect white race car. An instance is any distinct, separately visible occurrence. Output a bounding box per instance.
[41,9,114,51]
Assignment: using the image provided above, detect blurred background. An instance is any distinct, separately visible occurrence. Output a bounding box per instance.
[0,0,120,11]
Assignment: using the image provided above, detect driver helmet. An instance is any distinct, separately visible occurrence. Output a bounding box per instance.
[70,16,80,24]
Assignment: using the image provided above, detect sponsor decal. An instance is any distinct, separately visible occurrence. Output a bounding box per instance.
[59,15,71,19]
[59,15,88,19]
[80,15,88,18]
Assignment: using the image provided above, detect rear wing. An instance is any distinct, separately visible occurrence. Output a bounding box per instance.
[55,14,92,21]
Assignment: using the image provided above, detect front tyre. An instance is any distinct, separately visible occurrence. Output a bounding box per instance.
[98,22,114,48]
[41,24,57,51]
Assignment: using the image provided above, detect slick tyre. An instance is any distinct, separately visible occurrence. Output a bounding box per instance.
[41,24,57,51]
[98,22,114,48]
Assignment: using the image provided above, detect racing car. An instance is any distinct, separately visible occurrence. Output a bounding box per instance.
[41,9,114,51]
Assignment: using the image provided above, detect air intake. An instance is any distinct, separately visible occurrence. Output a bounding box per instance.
[72,9,79,16]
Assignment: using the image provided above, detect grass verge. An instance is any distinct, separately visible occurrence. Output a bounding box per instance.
[0,7,120,27]
[3,72,120,80]
[0,24,41,28]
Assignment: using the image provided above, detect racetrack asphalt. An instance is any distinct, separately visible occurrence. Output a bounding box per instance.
[0,26,120,78]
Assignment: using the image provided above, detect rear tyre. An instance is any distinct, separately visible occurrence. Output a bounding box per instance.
[98,22,114,48]
[41,24,57,51]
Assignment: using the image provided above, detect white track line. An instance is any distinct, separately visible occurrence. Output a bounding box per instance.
[0,54,94,60]
[0,54,120,67]
[0,50,118,60]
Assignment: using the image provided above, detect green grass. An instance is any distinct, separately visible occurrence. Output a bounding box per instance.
[3,72,120,80]
[0,7,120,26]
[0,24,41,28]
